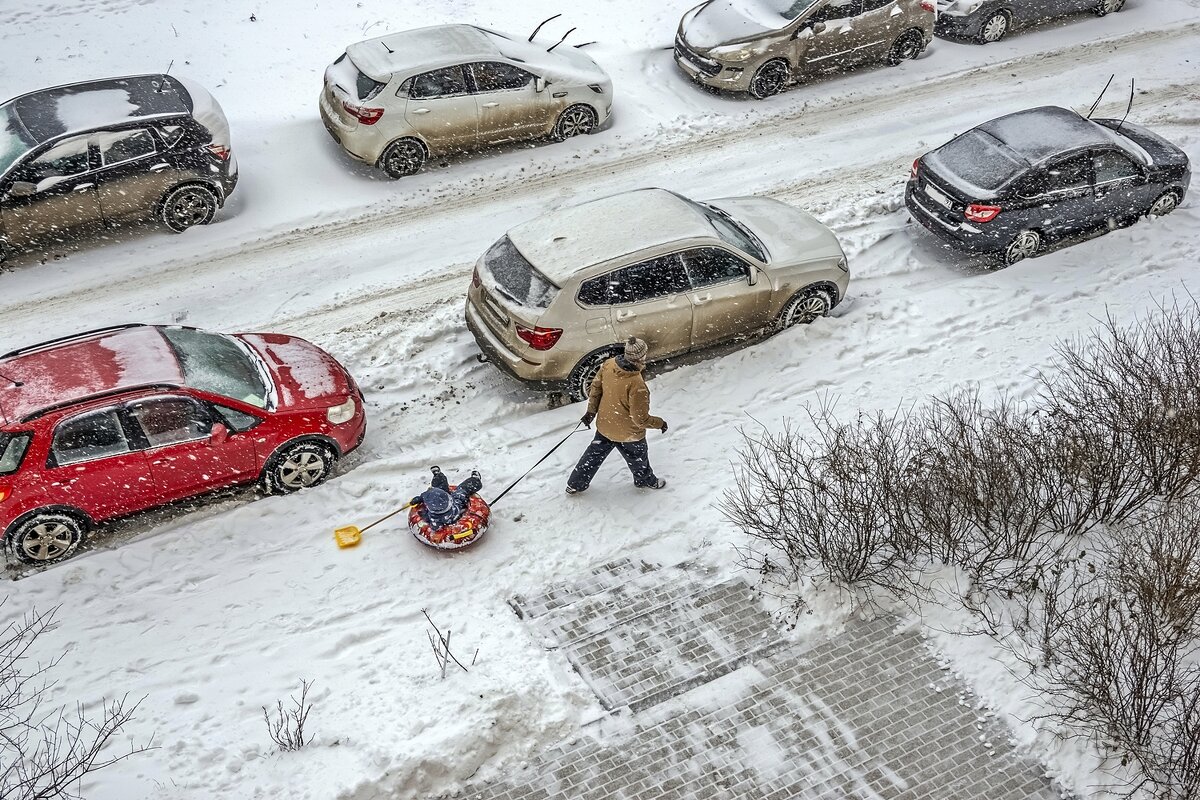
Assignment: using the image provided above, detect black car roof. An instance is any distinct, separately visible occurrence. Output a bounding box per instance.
[5,75,193,144]
[975,106,1120,165]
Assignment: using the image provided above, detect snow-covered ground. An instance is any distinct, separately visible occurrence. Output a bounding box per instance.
[2,0,1199,798]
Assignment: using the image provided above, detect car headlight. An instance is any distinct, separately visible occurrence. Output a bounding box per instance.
[709,44,756,62]
[326,398,356,425]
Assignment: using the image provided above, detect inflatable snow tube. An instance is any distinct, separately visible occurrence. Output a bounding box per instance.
[408,489,490,550]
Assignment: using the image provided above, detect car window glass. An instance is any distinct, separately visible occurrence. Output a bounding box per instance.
[0,432,32,476]
[1045,155,1091,192]
[158,125,186,147]
[98,129,156,166]
[470,62,534,93]
[52,409,131,466]
[810,0,862,23]
[578,275,610,306]
[212,404,261,433]
[608,256,690,305]
[409,66,469,100]
[684,248,750,288]
[128,397,210,448]
[17,135,91,187]
[1094,150,1140,184]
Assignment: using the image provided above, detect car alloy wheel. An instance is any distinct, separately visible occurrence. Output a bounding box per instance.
[749,60,790,100]
[980,12,1009,43]
[270,441,336,493]
[1096,0,1126,15]
[161,185,218,233]
[379,139,426,179]
[1004,230,1041,265]
[779,289,833,330]
[1148,191,1180,218]
[11,513,85,565]
[554,105,598,141]
[888,31,924,65]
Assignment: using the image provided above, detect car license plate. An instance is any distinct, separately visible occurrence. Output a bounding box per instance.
[924,183,952,209]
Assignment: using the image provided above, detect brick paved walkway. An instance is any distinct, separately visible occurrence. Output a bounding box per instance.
[452,560,1062,800]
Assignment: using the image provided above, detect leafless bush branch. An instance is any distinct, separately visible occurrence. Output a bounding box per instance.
[262,679,315,752]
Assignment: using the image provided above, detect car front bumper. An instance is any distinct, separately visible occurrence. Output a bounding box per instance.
[934,12,984,40]
[673,45,755,93]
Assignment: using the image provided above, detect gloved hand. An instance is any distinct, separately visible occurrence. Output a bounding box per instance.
[660,420,669,434]
[581,412,596,428]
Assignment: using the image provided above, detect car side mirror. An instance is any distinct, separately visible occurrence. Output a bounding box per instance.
[209,422,229,446]
[534,76,547,93]
[7,181,36,198]
[810,21,827,34]
[747,267,758,286]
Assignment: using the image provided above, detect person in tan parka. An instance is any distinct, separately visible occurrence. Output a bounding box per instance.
[566,337,668,494]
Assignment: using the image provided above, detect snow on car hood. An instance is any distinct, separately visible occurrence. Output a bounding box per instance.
[236,333,351,410]
[709,196,844,265]
[681,0,787,48]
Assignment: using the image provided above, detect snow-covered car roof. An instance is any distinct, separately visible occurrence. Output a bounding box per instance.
[505,189,717,284]
[347,25,501,81]
[3,74,192,145]
[975,106,1149,167]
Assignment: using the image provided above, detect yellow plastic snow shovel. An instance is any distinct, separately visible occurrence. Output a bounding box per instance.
[335,503,413,548]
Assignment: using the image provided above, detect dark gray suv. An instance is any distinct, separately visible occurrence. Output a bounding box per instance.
[0,74,237,261]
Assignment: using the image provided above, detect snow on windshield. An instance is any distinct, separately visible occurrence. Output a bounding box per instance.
[162,328,269,408]
[0,105,34,176]
[55,88,139,133]
[758,0,822,22]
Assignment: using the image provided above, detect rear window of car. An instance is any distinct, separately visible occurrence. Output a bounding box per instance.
[482,236,560,310]
[0,432,32,476]
[329,53,386,101]
[930,130,1027,193]
[0,104,36,177]
[161,328,270,409]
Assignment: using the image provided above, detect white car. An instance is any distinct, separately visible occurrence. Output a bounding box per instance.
[319,24,613,178]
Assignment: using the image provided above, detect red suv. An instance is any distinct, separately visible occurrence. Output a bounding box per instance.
[0,324,366,565]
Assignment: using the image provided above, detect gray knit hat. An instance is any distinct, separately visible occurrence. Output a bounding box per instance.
[624,337,649,366]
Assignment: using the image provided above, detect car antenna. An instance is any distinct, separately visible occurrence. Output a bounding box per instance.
[0,371,23,388]
[154,60,174,93]
[1086,74,1115,119]
[547,28,576,53]
[1115,78,1136,133]
[574,41,597,49]
[380,40,394,54]
[528,13,561,42]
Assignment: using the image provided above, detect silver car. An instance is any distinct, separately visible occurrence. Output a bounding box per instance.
[675,0,935,98]
[320,24,613,178]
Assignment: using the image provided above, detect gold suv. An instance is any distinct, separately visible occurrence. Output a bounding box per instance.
[466,188,850,400]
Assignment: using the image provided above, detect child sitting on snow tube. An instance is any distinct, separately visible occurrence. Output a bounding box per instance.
[410,466,482,531]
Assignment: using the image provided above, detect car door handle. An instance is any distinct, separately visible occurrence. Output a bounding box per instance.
[693,293,712,306]
[150,163,171,173]
[615,310,635,321]
[482,102,500,108]
[412,107,431,115]
[73,183,95,192]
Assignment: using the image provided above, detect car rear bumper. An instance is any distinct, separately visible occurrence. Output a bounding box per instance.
[904,180,1005,253]
[465,299,565,391]
[318,93,376,163]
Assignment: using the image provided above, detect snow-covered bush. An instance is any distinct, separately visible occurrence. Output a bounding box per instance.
[262,679,315,752]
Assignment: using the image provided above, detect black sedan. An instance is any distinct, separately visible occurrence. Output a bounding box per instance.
[906,106,1190,266]
[935,0,1126,44]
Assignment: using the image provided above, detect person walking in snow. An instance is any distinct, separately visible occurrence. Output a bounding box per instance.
[566,337,667,494]
[410,466,483,530]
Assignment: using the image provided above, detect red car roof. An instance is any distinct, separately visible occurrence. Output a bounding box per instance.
[0,327,184,425]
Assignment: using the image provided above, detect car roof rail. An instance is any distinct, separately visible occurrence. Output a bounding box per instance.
[1,324,151,361]
[18,382,183,424]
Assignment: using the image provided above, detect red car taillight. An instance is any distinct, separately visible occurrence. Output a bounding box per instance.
[343,101,384,125]
[964,203,1002,224]
[910,158,920,180]
[472,267,481,288]
[920,0,934,12]
[0,486,10,503]
[205,144,231,160]
[515,325,563,351]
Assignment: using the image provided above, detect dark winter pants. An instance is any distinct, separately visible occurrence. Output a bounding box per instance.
[431,471,482,502]
[567,433,658,491]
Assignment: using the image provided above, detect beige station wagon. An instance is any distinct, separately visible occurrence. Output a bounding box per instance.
[675,0,935,98]
[465,188,850,400]
[320,24,613,178]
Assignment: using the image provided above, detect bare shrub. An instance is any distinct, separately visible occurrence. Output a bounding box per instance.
[262,679,315,752]
[423,610,476,679]
[1,604,153,800]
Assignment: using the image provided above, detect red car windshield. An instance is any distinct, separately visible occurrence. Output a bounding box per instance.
[161,328,272,409]
[0,432,31,476]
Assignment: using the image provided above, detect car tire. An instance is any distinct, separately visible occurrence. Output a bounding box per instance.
[887,30,925,65]
[567,350,616,403]
[1003,230,1042,266]
[160,184,219,233]
[1147,190,1182,218]
[1095,0,1126,15]
[379,138,427,179]
[263,441,338,494]
[978,11,1011,43]
[775,288,834,331]
[8,512,86,565]
[553,105,598,141]
[749,60,790,100]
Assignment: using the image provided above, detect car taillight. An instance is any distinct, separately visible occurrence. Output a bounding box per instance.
[920,0,934,11]
[965,203,1002,224]
[911,159,920,180]
[343,101,384,125]
[472,267,481,288]
[205,144,231,160]
[515,325,563,351]
[0,486,10,503]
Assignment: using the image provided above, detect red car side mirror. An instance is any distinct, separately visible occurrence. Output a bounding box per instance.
[209,422,229,446]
